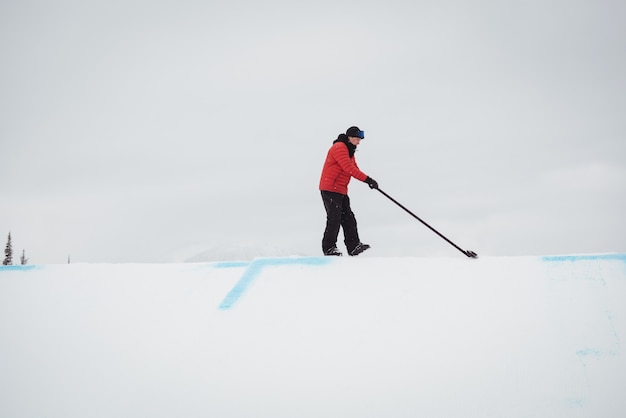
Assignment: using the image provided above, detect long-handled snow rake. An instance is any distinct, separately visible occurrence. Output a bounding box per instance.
[376,188,478,258]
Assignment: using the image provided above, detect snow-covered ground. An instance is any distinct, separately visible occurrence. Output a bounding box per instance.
[1,253,625,417]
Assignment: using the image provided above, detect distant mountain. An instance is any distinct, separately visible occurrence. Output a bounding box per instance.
[185,243,300,262]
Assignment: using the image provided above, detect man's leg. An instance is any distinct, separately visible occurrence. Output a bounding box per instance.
[321,191,343,253]
[340,194,361,253]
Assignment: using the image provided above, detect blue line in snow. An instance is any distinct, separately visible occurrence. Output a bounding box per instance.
[0,265,39,272]
[542,254,626,263]
[218,257,331,310]
[213,261,251,268]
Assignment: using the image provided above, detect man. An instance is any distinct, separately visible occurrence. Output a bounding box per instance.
[319,126,378,256]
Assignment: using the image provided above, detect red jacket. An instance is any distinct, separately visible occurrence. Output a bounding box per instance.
[319,140,368,195]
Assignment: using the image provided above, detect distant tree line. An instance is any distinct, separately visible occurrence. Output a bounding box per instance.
[3,232,29,266]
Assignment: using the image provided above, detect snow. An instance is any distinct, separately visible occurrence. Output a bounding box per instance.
[1,253,625,417]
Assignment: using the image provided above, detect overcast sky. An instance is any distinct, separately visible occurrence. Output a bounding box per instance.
[2,0,625,263]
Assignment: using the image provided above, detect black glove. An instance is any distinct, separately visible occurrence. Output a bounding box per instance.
[365,176,378,190]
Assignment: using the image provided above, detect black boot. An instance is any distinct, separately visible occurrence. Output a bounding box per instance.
[349,243,370,256]
[324,246,343,256]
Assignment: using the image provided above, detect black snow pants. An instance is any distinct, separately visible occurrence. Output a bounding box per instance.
[321,190,360,253]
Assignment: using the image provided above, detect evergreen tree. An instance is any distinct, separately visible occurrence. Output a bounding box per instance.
[3,232,12,266]
[20,249,28,265]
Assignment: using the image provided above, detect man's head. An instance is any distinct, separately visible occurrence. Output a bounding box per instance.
[346,126,364,139]
[346,126,364,146]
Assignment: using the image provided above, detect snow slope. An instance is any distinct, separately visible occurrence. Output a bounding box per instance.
[1,254,625,417]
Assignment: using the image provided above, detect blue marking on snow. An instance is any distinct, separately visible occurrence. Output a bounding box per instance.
[213,261,251,269]
[564,398,585,409]
[576,348,602,357]
[218,257,331,310]
[542,254,626,263]
[0,265,39,272]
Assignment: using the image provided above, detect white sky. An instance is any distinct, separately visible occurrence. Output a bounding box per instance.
[2,0,625,263]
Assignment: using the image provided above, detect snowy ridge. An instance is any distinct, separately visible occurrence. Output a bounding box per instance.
[183,242,299,262]
[1,254,625,417]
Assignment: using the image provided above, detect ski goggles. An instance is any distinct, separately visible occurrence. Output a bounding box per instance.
[355,130,365,139]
